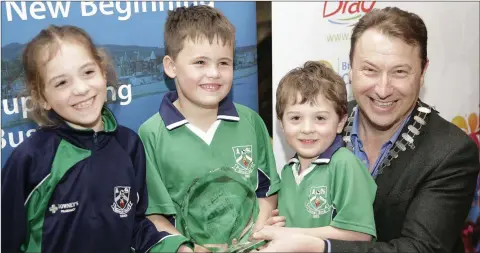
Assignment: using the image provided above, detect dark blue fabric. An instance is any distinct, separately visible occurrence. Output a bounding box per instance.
[2,110,167,253]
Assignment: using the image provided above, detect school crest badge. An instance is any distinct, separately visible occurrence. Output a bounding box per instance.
[111,186,133,218]
[232,145,255,177]
[305,186,331,218]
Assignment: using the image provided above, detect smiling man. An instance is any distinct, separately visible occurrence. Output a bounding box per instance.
[255,6,479,253]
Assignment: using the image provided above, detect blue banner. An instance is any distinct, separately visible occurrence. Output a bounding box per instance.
[1,1,258,167]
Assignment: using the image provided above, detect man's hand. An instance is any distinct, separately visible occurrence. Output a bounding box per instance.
[252,226,325,252]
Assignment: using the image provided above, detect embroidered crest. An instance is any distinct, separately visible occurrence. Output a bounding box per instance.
[232,145,255,177]
[305,186,331,218]
[111,186,133,217]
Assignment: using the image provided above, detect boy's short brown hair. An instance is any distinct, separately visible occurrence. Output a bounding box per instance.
[276,61,348,120]
[164,5,235,59]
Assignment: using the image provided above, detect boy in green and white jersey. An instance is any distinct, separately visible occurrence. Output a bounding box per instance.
[265,61,376,246]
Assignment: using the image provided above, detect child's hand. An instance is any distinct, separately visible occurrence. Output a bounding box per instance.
[177,244,194,253]
[249,209,286,242]
[193,243,212,252]
[265,209,286,227]
[252,226,325,252]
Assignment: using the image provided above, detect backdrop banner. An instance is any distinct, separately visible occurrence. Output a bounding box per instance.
[1,1,259,166]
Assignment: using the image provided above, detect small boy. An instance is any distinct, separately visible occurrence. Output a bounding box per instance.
[271,61,376,242]
[138,5,280,250]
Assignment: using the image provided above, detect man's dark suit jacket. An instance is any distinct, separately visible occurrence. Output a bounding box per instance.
[330,101,480,253]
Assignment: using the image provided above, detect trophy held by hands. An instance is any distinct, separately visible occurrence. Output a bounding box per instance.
[178,167,267,253]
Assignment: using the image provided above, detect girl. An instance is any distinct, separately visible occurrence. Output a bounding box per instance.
[1,25,192,253]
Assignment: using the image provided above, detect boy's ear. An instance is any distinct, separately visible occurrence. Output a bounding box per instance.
[279,118,285,130]
[337,114,348,134]
[163,55,176,79]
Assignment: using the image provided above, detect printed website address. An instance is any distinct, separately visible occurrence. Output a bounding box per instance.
[326,32,351,42]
